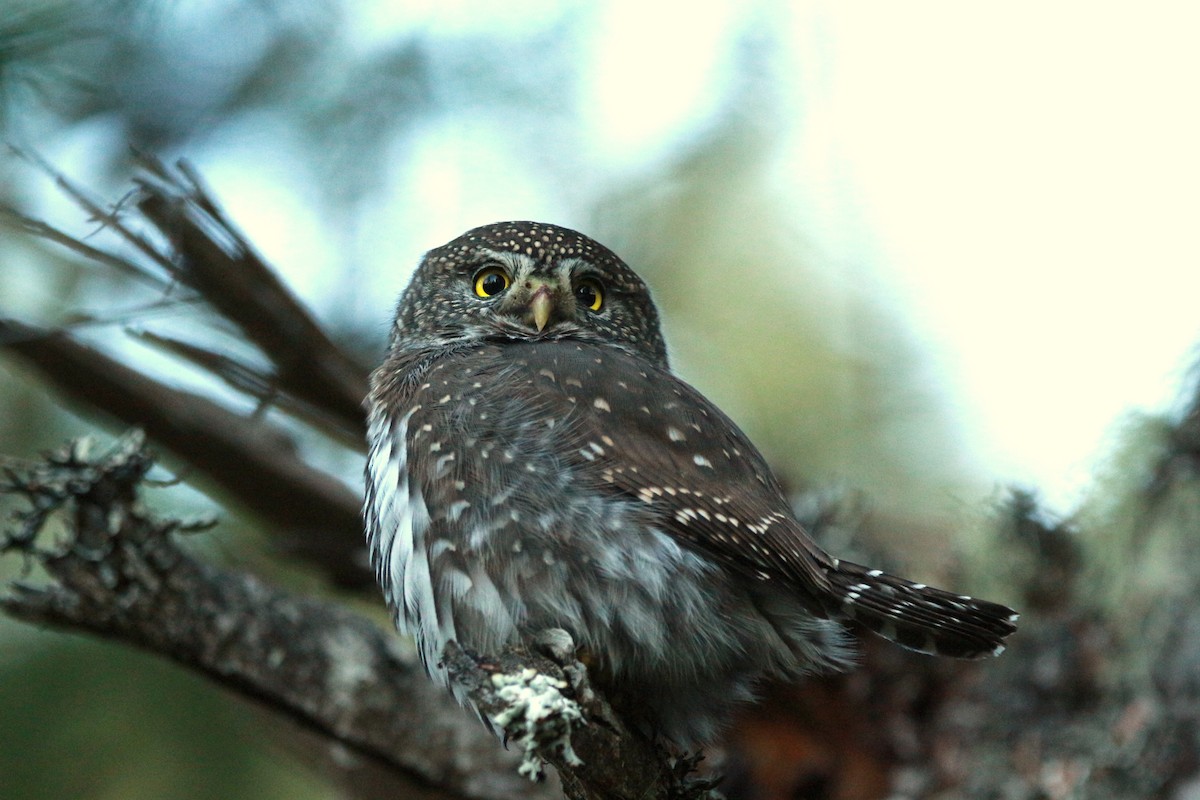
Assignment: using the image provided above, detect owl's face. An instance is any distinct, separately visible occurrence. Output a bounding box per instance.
[391,221,669,366]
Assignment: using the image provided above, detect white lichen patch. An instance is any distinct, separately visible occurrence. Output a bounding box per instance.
[489,668,584,780]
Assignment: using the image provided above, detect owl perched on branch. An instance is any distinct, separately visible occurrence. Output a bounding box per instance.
[365,221,1017,745]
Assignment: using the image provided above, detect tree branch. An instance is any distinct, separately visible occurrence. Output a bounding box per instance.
[134,155,370,436]
[0,317,370,589]
[444,635,717,800]
[0,430,716,799]
[0,431,554,800]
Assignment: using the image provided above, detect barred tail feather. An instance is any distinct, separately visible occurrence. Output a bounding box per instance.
[823,561,1019,659]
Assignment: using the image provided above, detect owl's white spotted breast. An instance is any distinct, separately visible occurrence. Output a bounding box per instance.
[365,406,453,683]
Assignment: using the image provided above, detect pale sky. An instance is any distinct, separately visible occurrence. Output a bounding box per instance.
[72,0,1200,512]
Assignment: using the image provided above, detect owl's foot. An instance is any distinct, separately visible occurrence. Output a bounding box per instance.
[532,627,577,663]
[532,627,623,734]
[665,749,723,800]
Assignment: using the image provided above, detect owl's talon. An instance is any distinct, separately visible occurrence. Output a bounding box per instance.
[532,627,577,665]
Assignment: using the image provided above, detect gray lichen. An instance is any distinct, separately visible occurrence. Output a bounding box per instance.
[489,667,584,781]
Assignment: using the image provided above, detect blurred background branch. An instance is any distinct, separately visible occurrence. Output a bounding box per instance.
[3,155,372,587]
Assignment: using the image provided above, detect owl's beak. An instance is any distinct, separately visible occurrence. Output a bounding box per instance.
[527,284,554,332]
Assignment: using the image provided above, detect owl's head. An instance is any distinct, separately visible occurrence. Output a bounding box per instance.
[391,221,668,365]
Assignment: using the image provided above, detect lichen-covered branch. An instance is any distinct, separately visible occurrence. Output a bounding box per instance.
[0,430,723,800]
[0,432,555,800]
[444,634,718,800]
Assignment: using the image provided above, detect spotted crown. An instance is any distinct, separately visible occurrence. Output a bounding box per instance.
[390,221,668,364]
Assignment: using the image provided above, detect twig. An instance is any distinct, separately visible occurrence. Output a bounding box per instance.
[133,328,363,447]
[133,156,369,434]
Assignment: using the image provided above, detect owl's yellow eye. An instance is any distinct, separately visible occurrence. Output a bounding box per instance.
[474,267,511,298]
[575,278,603,312]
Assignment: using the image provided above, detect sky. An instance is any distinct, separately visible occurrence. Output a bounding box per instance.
[787,4,1200,506]
[33,0,1200,512]
[621,2,1200,509]
[354,2,1200,509]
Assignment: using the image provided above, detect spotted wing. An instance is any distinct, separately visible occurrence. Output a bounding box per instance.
[384,339,1016,660]
[506,340,1017,657]
[504,340,839,596]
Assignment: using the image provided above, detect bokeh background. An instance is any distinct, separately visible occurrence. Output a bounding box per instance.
[2,2,1199,798]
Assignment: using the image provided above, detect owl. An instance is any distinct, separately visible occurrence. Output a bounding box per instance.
[364,221,1016,745]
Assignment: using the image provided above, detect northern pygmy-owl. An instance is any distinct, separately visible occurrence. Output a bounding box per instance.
[365,221,1017,745]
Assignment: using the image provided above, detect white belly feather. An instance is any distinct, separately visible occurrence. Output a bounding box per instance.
[365,409,450,683]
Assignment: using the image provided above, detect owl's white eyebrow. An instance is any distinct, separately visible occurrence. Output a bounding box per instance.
[483,251,535,276]
[559,258,611,293]
[558,257,588,277]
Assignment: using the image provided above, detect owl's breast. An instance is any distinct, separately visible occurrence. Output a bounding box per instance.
[365,342,724,664]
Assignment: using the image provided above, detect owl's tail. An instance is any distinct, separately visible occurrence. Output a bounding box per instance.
[821,560,1019,659]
